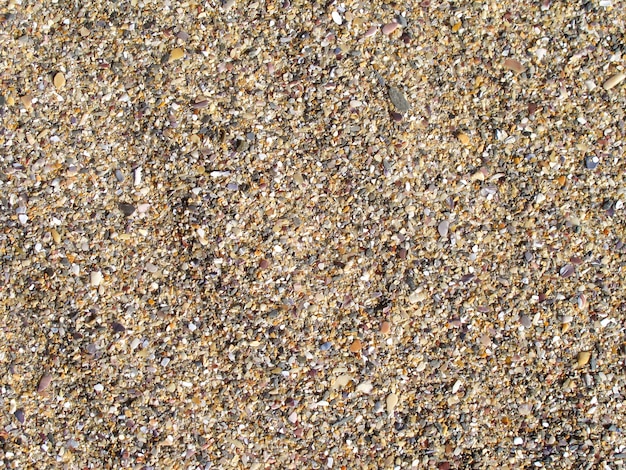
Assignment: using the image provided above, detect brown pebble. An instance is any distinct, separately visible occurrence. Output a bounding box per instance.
[169,47,185,61]
[503,58,525,73]
[53,72,65,89]
[390,111,403,122]
[349,339,362,352]
[259,258,269,269]
[457,132,470,145]
[577,351,591,367]
[380,321,391,334]
[37,373,52,392]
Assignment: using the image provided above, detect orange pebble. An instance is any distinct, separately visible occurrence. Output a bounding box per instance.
[380,321,391,334]
[349,339,362,353]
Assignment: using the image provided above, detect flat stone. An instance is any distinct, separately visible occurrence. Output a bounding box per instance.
[388,86,410,112]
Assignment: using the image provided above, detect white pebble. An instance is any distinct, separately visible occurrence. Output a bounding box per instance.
[130,338,141,350]
[133,166,142,186]
[94,384,104,393]
[331,11,342,25]
[438,220,449,238]
[514,437,524,445]
[90,271,103,287]
[188,322,197,332]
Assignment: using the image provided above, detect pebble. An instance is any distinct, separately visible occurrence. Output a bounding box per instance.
[363,25,378,38]
[169,48,185,61]
[349,339,362,353]
[438,220,449,238]
[14,409,25,424]
[603,72,625,90]
[388,86,410,112]
[457,132,470,145]
[520,314,531,328]
[585,155,600,169]
[118,203,136,216]
[382,22,399,35]
[90,271,103,287]
[37,373,52,393]
[380,321,391,334]
[331,11,342,25]
[53,72,65,89]
[386,392,399,414]
[503,58,525,73]
[577,351,591,367]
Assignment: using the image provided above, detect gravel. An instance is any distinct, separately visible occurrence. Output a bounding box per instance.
[1,1,626,469]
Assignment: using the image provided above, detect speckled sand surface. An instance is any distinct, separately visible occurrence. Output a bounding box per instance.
[1,0,626,469]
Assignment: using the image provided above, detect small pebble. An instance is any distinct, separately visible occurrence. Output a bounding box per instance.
[169,48,185,61]
[457,132,470,145]
[577,351,591,367]
[503,58,525,73]
[363,25,378,38]
[94,384,104,393]
[380,321,391,334]
[520,314,531,328]
[14,409,25,424]
[386,392,399,414]
[331,11,342,25]
[382,22,399,35]
[118,203,136,216]
[90,271,103,287]
[603,72,625,90]
[388,86,410,112]
[438,220,449,238]
[584,155,599,169]
[53,72,65,89]
[349,339,362,353]
[37,373,52,393]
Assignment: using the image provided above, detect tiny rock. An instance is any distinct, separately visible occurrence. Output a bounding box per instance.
[90,271,103,287]
[37,373,52,393]
[170,48,185,61]
[349,339,362,353]
[457,132,470,145]
[386,392,399,414]
[388,86,410,112]
[503,58,525,73]
[577,351,591,367]
[380,321,391,334]
[603,72,625,90]
[53,72,66,89]
[382,22,399,35]
[357,381,374,394]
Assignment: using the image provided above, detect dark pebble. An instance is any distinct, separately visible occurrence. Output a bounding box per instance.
[320,342,332,351]
[118,203,136,216]
[584,155,599,169]
[14,409,25,424]
[112,322,126,333]
[390,111,403,122]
